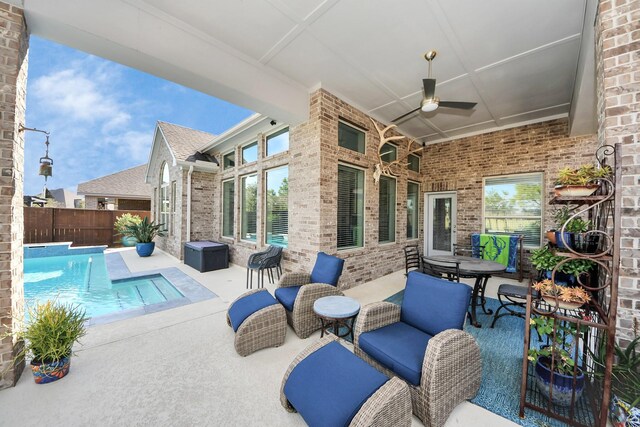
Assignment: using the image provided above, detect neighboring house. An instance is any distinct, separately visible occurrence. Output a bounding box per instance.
[77,165,153,211]
[47,188,81,208]
[146,90,597,289]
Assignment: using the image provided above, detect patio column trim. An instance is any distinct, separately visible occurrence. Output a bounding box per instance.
[0,1,28,389]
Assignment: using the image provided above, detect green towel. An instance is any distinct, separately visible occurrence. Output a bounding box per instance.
[480,234,511,266]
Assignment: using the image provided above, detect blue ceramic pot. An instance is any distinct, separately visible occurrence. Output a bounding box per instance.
[31,357,70,384]
[535,356,584,407]
[136,242,155,257]
[610,394,640,427]
[121,236,138,247]
[555,231,574,249]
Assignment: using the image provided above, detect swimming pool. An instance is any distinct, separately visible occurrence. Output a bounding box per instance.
[24,253,185,319]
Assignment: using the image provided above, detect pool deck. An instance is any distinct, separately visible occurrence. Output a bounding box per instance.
[0,247,520,427]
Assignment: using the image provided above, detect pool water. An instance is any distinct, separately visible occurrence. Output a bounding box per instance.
[24,254,184,319]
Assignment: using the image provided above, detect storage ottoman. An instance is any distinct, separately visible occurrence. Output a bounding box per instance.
[226,289,287,356]
[184,241,228,272]
[281,336,412,427]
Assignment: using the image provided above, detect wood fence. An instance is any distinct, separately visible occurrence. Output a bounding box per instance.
[24,207,151,247]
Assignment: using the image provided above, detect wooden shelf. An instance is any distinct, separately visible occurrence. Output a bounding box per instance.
[549,195,611,205]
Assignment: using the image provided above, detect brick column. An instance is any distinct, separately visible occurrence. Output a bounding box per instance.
[0,2,28,389]
[596,0,640,345]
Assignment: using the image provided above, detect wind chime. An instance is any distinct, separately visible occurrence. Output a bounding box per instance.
[19,125,53,192]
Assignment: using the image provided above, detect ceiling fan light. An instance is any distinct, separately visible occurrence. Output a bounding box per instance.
[421,98,438,112]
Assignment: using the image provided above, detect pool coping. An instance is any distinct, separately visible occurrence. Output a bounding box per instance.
[84,252,218,326]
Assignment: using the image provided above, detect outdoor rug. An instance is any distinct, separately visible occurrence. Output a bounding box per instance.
[382,291,566,427]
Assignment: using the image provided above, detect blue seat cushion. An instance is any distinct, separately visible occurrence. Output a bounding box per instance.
[274,286,301,312]
[401,271,471,336]
[358,322,432,386]
[310,252,345,286]
[228,290,278,332]
[284,341,388,427]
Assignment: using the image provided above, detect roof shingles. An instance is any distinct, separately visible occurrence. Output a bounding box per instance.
[77,164,152,198]
[157,121,216,162]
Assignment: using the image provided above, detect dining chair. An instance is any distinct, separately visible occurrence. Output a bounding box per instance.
[453,243,485,259]
[403,245,422,276]
[421,256,461,282]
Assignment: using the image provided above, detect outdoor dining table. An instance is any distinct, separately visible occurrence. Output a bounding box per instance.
[422,255,506,328]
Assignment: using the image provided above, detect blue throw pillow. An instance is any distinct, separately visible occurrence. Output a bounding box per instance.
[310,252,345,286]
[400,271,471,336]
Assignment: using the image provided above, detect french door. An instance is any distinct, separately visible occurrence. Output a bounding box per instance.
[424,192,457,256]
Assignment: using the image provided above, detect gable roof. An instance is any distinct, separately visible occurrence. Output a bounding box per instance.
[47,188,78,208]
[157,121,216,162]
[77,164,152,199]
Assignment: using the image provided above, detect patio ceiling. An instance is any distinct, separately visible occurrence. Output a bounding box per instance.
[15,0,596,143]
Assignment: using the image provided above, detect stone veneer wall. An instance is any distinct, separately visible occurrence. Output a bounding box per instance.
[84,196,98,209]
[596,0,640,345]
[0,2,27,389]
[423,119,597,274]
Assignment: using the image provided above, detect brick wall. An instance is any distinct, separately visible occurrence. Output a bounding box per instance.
[423,119,598,274]
[0,2,27,389]
[189,171,216,242]
[147,131,184,259]
[84,195,98,209]
[315,90,423,288]
[596,0,640,344]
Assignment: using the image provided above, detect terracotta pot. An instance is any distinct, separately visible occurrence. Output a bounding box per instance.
[554,184,599,197]
[545,230,556,244]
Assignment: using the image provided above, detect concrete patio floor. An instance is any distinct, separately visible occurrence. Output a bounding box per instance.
[0,247,522,427]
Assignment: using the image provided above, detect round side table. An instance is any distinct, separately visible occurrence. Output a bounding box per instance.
[313,296,360,341]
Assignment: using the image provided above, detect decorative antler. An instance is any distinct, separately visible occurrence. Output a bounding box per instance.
[371,118,424,184]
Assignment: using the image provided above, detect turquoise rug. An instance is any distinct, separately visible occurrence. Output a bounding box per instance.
[383,291,566,427]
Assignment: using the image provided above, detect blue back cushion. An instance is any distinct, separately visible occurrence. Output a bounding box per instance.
[400,271,471,336]
[274,286,301,312]
[310,252,345,286]
[228,290,278,332]
[284,341,388,427]
[358,322,432,386]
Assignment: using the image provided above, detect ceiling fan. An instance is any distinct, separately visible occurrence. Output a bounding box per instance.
[392,50,477,123]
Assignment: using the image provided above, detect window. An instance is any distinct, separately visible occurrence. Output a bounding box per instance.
[338,121,365,153]
[265,166,288,247]
[380,143,397,163]
[242,142,258,164]
[241,174,258,241]
[170,181,176,235]
[337,164,364,249]
[408,154,420,173]
[159,163,170,232]
[223,152,235,169]
[483,173,543,247]
[266,128,289,157]
[222,179,234,238]
[378,176,396,243]
[407,181,419,239]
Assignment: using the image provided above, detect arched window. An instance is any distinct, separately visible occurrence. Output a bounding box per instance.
[160,163,170,232]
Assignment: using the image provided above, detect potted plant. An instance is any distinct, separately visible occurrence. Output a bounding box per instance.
[7,301,87,384]
[550,206,592,250]
[114,213,142,247]
[554,164,612,197]
[531,246,595,285]
[528,315,587,406]
[532,279,592,310]
[121,216,166,257]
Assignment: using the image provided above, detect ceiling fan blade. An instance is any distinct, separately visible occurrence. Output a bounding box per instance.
[422,79,436,99]
[438,101,477,109]
[392,107,421,123]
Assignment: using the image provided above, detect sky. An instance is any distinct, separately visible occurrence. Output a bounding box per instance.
[24,36,253,196]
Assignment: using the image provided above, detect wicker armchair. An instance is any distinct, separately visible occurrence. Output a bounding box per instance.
[354,272,481,427]
[274,252,345,338]
[281,336,412,427]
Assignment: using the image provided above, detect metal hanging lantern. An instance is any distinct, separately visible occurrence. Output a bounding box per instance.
[38,135,53,180]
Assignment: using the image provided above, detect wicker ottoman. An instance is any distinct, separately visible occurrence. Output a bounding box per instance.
[226,289,287,357]
[281,336,412,427]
